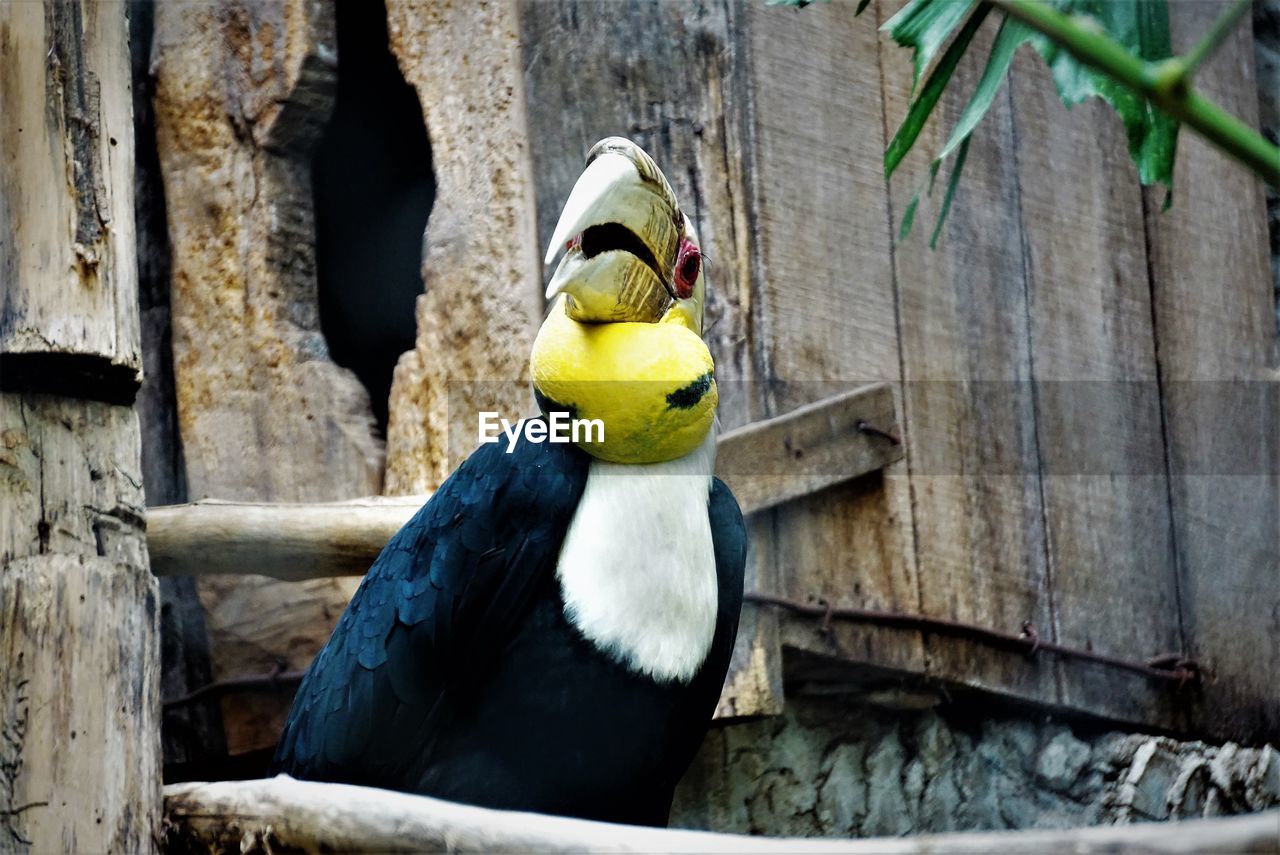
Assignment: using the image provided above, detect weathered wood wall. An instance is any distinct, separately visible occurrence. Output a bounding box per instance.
[513,0,1277,742]
[0,0,161,848]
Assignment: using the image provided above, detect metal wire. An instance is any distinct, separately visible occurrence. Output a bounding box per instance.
[744,591,1204,686]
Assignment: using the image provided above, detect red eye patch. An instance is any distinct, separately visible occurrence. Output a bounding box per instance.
[674,238,700,300]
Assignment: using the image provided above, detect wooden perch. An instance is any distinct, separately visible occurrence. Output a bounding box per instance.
[163,777,1279,854]
[149,384,901,580]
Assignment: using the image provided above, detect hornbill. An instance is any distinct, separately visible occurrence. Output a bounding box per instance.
[271,138,747,827]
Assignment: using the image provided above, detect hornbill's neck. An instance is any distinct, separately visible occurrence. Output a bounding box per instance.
[555,424,719,684]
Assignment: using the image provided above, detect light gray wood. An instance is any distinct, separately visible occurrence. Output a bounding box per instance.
[1008,51,1184,729]
[876,7,1057,704]
[382,0,544,494]
[747,0,927,691]
[151,0,383,756]
[2,554,160,853]
[149,496,427,581]
[162,777,1280,855]
[717,383,902,516]
[0,0,141,399]
[1144,1,1280,744]
[0,3,160,845]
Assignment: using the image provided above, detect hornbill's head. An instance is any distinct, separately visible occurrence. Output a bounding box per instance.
[542,137,706,334]
[532,138,715,464]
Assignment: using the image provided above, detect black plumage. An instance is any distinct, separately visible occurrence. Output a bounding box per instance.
[271,419,747,826]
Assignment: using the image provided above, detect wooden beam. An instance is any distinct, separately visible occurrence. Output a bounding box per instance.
[163,777,1279,854]
[149,496,425,581]
[717,383,902,517]
[148,385,900,581]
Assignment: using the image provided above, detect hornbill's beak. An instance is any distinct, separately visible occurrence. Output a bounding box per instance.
[543,137,684,324]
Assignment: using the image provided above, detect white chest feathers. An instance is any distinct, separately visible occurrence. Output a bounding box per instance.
[556,427,719,683]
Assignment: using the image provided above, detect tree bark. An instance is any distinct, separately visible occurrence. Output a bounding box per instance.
[0,5,159,848]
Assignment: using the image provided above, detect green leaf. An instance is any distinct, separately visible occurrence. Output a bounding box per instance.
[899,191,922,241]
[884,2,991,180]
[883,0,978,94]
[938,15,1033,161]
[1030,0,1179,188]
[929,135,971,249]
[917,12,1030,240]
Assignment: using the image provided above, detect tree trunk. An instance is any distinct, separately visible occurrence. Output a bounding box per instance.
[0,2,160,850]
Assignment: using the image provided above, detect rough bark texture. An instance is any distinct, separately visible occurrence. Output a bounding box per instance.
[151,0,384,756]
[382,0,543,494]
[0,2,160,849]
[0,397,161,852]
[0,0,142,402]
[672,696,1280,837]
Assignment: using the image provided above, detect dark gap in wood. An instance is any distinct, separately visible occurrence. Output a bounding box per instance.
[313,0,434,435]
[0,354,139,405]
[1002,69,1062,675]
[872,0,930,630]
[1139,180,1191,664]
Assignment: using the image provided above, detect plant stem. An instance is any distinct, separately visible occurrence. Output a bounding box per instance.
[991,0,1280,187]
[1179,0,1251,80]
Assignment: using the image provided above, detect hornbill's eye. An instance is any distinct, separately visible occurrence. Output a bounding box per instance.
[675,238,700,300]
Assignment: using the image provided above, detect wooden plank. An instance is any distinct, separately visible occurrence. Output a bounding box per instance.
[520,0,782,717]
[877,5,1056,703]
[1144,1,1279,743]
[1007,51,1185,729]
[382,0,544,494]
[148,385,902,581]
[152,0,383,755]
[717,383,903,516]
[164,778,1280,855]
[0,0,142,401]
[748,0,925,682]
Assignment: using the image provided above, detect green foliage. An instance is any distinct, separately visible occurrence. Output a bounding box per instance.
[880,0,1179,241]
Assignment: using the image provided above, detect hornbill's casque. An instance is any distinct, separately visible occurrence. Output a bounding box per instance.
[271,138,747,827]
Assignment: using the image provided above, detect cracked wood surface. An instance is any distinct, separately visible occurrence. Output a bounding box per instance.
[0,0,141,400]
[0,3,159,849]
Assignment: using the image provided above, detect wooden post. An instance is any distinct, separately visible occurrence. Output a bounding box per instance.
[0,1,160,850]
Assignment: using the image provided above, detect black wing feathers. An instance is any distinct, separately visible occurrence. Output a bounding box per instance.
[271,425,589,785]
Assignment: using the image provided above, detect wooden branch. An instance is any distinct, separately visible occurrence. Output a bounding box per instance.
[148,496,426,581]
[163,777,1280,854]
[149,384,902,580]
